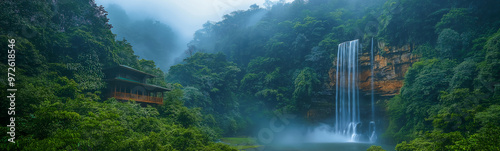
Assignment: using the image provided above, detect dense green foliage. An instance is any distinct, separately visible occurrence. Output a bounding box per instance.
[367,145,386,151]
[1,0,499,150]
[168,0,388,136]
[165,0,500,150]
[381,0,500,149]
[387,29,500,151]
[0,0,234,150]
[167,53,246,136]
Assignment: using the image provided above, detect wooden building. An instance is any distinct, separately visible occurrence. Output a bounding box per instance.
[103,65,169,105]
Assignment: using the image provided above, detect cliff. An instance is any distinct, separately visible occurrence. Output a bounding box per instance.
[307,41,419,122]
[329,41,419,97]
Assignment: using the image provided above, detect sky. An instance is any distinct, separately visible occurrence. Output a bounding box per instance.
[94,0,294,71]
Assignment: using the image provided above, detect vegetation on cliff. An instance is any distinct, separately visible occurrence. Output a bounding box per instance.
[380,0,500,150]
[168,0,500,150]
[1,0,499,150]
[0,0,234,150]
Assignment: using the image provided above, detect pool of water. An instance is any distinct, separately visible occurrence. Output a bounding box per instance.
[259,142,395,151]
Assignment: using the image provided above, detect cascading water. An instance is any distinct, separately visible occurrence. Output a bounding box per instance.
[369,38,377,143]
[334,39,377,143]
[335,39,361,142]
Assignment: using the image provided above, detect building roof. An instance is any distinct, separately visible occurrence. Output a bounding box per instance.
[104,65,157,78]
[109,77,171,91]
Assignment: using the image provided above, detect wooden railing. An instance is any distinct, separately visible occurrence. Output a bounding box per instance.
[113,92,163,105]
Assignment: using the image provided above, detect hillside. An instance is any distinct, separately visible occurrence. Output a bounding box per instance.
[0,0,234,150]
[167,0,500,150]
[1,0,499,150]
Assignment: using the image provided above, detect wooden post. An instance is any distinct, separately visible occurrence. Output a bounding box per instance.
[114,85,116,97]
[150,91,153,103]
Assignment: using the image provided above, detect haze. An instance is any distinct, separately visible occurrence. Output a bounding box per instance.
[95,0,293,71]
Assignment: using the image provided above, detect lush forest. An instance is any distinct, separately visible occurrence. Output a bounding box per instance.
[0,0,234,150]
[169,0,500,150]
[1,0,500,150]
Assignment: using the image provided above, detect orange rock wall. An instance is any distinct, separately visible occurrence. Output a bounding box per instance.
[329,42,419,96]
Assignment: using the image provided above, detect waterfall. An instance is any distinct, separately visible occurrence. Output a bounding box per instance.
[335,39,360,142]
[369,37,377,142]
[371,38,375,122]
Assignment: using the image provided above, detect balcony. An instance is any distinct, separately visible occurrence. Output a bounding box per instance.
[113,92,163,105]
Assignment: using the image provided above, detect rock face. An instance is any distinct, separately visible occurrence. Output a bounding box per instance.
[306,40,419,122]
[329,41,419,97]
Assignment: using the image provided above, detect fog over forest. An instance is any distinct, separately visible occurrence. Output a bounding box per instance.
[96,0,294,71]
[1,0,499,150]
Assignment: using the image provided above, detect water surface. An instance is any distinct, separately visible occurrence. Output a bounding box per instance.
[262,142,395,151]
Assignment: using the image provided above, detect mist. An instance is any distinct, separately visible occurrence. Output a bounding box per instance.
[105,4,179,71]
[95,0,294,71]
[3,0,499,150]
